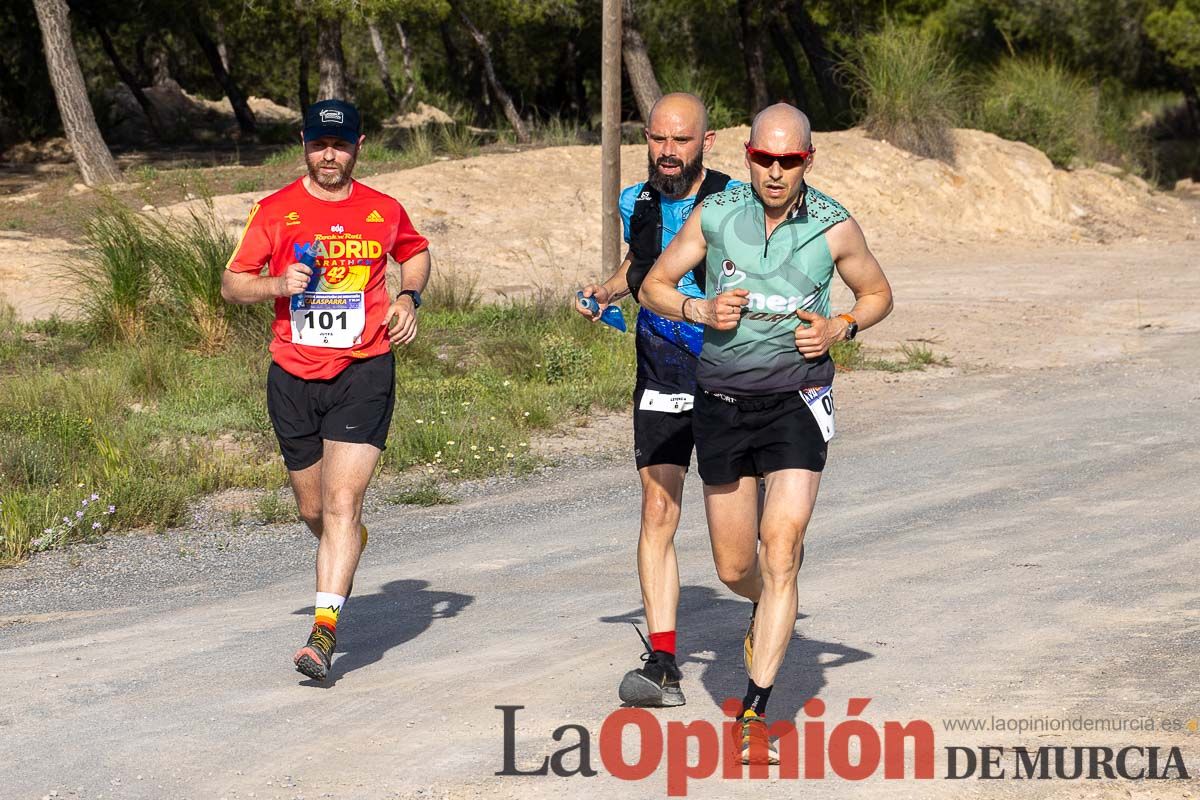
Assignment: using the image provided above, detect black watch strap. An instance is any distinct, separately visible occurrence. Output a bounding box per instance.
[397,289,422,309]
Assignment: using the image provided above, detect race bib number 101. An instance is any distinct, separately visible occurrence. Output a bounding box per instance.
[290,291,365,348]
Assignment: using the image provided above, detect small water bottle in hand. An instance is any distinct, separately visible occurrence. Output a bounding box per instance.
[290,244,321,312]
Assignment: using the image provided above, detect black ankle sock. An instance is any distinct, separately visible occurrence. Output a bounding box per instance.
[742,679,772,717]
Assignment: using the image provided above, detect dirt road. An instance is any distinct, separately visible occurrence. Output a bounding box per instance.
[2,240,1197,799]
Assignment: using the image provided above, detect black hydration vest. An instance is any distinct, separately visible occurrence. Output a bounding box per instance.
[625,169,732,301]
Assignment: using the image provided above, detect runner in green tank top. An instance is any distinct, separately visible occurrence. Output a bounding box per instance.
[640,103,894,764]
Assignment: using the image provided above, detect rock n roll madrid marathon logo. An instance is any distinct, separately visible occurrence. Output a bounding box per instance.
[494,700,1194,796]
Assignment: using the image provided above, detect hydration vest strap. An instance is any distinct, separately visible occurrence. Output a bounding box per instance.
[626,169,731,302]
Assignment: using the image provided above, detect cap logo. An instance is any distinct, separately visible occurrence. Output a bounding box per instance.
[319,109,344,125]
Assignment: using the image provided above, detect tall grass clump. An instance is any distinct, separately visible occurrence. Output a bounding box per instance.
[73,201,156,341]
[974,58,1096,168]
[842,23,962,161]
[65,202,270,349]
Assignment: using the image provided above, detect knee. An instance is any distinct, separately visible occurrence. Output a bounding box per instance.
[716,558,757,589]
[760,533,806,584]
[323,488,361,521]
[297,501,322,530]
[641,488,680,534]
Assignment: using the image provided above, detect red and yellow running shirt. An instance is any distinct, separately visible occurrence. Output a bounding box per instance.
[226,177,428,380]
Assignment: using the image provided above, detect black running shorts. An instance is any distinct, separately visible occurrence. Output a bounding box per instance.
[266,351,396,471]
[633,383,695,470]
[693,388,828,485]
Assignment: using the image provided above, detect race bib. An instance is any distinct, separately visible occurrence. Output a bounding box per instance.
[289,291,365,348]
[638,389,694,413]
[799,385,835,442]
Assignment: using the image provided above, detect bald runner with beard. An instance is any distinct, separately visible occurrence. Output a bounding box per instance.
[639,103,893,763]
[575,93,741,708]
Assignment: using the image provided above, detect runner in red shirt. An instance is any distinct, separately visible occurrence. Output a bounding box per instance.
[222,99,431,682]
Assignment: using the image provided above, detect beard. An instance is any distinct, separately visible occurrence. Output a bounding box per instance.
[646,150,704,198]
[306,153,356,190]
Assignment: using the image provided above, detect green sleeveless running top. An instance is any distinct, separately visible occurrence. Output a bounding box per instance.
[697,183,850,395]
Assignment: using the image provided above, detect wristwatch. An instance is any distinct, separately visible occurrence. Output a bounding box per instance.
[397,289,422,309]
[837,313,859,340]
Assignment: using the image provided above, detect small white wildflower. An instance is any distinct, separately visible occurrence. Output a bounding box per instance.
[107,505,115,514]
[75,510,84,518]
[92,522,102,530]
[90,493,99,501]
[523,412,530,417]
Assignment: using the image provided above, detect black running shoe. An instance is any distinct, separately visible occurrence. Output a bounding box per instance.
[294,624,336,681]
[618,626,685,707]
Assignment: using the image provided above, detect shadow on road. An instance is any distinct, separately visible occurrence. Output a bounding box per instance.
[292,578,473,687]
[601,585,872,724]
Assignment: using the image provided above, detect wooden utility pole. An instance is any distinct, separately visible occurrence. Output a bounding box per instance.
[601,0,622,272]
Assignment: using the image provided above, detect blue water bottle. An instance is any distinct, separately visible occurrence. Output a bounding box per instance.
[575,291,627,332]
[290,243,321,312]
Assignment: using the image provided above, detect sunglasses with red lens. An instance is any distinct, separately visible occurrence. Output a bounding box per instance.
[744,142,814,170]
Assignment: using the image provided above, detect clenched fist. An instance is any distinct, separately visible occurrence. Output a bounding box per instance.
[277,262,314,298]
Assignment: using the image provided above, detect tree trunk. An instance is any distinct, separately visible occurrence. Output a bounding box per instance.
[394,20,416,110]
[192,20,257,137]
[452,3,529,142]
[621,0,661,123]
[768,17,810,111]
[214,18,230,74]
[785,0,848,124]
[90,20,162,137]
[317,16,348,100]
[298,32,310,113]
[31,0,121,185]
[367,20,400,109]
[147,43,172,86]
[738,0,771,114]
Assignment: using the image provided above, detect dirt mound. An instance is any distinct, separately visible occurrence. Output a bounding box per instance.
[104,80,300,145]
[177,125,1196,301]
[385,102,456,129]
[2,137,74,165]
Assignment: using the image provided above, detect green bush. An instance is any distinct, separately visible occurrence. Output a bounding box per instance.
[843,23,962,161]
[974,58,1095,168]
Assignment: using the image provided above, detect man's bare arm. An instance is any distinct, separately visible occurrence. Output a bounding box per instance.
[640,207,747,330]
[384,248,432,345]
[827,217,893,332]
[575,249,633,318]
[793,217,893,358]
[221,263,311,305]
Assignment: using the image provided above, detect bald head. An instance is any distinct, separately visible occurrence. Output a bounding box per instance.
[644,92,714,199]
[648,92,709,136]
[748,103,812,152]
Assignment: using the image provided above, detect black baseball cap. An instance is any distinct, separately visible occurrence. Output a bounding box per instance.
[303,99,361,144]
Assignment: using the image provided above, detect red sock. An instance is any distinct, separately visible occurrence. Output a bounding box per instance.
[649,630,676,656]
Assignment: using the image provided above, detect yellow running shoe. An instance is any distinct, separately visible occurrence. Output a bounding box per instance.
[739,709,779,765]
